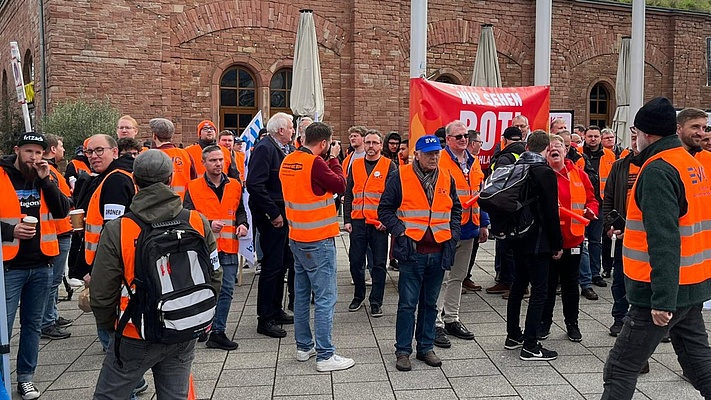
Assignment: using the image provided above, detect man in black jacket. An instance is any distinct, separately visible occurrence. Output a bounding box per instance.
[247,112,296,338]
[504,131,563,361]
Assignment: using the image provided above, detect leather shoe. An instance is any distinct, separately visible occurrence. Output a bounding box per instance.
[640,361,650,374]
[592,276,607,287]
[416,350,442,367]
[462,278,482,292]
[257,321,287,338]
[444,321,475,340]
[395,355,411,371]
[486,282,510,294]
[434,327,451,348]
[581,287,599,300]
[274,310,294,325]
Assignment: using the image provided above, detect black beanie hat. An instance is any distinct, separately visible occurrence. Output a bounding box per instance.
[633,97,677,137]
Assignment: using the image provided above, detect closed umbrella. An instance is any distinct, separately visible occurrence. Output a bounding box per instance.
[290,9,325,121]
[612,37,631,149]
[471,24,502,87]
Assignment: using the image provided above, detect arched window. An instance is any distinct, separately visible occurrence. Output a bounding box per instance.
[1,69,8,110]
[22,50,33,84]
[219,66,257,135]
[435,74,460,85]
[270,68,292,117]
[589,83,611,128]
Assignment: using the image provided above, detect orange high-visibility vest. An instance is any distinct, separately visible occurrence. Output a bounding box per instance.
[185,144,232,176]
[186,176,242,254]
[560,165,587,238]
[48,164,73,235]
[694,149,711,170]
[439,151,481,226]
[233,151,245,179]
[619,148,631,159]
[598,147,616,198]
[398,165,453,243]
[623,147,711,284]
[69,159,91,175]
[85,169,133,265]
[118,210,206,339]
[342,152,354,178]
[159,147,193,200]
[280,151,340,242]
[350,156,390,221]
[0,168,59,261]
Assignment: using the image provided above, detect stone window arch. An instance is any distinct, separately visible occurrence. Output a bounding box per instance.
[219,65,258,135]
[270,68,292,117]
[589,82,613,128]
[435,74,461,85]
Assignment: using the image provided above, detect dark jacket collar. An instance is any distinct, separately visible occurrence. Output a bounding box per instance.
[631,135,682,167]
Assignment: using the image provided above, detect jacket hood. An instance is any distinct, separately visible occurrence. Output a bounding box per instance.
[0,154,17,171]
[518,151,547,165]
[114,154,134,172]
[129,183,184,223]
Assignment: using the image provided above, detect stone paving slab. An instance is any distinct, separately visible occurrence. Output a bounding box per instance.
[6,237,706,399]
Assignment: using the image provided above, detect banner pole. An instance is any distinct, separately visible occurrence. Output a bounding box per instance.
[10,42,32,133]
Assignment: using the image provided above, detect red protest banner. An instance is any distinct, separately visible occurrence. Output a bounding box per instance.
[409,78,550,169]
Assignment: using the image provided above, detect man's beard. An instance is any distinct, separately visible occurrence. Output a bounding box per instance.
[18,161,38,181]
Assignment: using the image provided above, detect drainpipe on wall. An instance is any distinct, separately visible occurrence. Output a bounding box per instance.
[38,0,47,118]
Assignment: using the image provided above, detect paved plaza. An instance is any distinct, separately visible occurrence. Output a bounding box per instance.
[8,235,706,399]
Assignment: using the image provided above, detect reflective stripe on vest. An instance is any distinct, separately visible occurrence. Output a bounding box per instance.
[439,151,483,226]
[85,169,134,265]
[118,210,206,339]
[0,169,59,261]
[398,165,453,243]
[565,166,587,238]
[350,157,390,220]
[622,147,711,285]
[185,176,242,254]
[161,147,193,200]
[280,151,340,242]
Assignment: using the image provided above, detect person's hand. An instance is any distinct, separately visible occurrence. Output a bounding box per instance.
[376,223,386,232]
[236,224,248,238]
[584,207,597,220]
[211,220,224,233]
[344,223,352,233]
[479,227,489,243]
[608,229,623,239]
[83,273,92,285]
[33,159,50,180]
[552,250,563,260]
[13,223,36,240]
[271,215,284,228]
[651,309,673,326]
[330,141,341,159]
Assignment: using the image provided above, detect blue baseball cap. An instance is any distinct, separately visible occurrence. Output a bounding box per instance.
[415,135,442,153]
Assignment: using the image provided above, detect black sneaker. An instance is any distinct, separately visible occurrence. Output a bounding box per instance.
[504,335,524,350]
[609,320,624,337]
[56,316,73,328]
[370,304,383,318]
[592,276,608,287]
[566,323,583,342]
[536,323,551,340]
[206,332,239,350]
[520,343,558,361]
[348,299,362,312]
[41,325,71,340]
[17,381,40,400]
[198,332,209,342]
[434,327,451,348]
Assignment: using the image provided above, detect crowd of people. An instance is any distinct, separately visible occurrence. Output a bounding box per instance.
[2,97,711,399]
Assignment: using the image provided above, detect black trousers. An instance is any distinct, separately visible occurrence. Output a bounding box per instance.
[255,213,294,323]
[541,247,581,327]
[348,219,388,306]
[506,252,549,349]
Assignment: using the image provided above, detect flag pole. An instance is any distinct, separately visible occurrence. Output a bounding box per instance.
[10,42,32,132]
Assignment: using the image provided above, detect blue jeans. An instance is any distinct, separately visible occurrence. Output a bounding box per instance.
[5,265,52,382]
[578,239,592,289]
[289,238,338,361]
[586,218,603,279]
[212,252,239,333]
[395,252,445,356]
[94,336,195,400]
[610,242,628,322]
[602,305,711,399]
[43,234,71,329]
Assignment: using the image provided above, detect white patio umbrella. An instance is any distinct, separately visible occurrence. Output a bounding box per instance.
[612,37,631,149]
[471,24,502,87]
[290,9,325,121]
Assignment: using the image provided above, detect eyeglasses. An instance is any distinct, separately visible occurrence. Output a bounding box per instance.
[85,147,113,157]
[447,134,469,140]
[201,126,216,132]
[388,141,400,146]
[513,124,528,129]
[470,139,483,144]
[364,140,381,146]
[117,126,136,130]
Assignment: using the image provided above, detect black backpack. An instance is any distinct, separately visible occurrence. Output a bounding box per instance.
[479,161,536,239]
[115,209,217,365]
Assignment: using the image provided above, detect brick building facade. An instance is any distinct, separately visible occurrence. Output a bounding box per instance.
[1,0,710,144]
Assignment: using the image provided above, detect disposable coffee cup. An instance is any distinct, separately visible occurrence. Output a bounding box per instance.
[70,209,85,231]
[22,216,38,229]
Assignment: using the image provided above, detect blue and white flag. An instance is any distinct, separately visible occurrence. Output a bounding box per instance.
[238,138,257,266]
[239,110,263,152]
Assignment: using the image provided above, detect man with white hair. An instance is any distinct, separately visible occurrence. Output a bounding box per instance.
[512,115,530,141]
[295,117,313,147]
[247,112,297,338]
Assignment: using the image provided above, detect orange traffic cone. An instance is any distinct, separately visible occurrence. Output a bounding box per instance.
[187,374,196,400]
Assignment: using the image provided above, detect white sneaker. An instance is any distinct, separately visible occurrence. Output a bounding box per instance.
[296,347,317,362]
[316,354,355,372]
[66,278,84,289]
